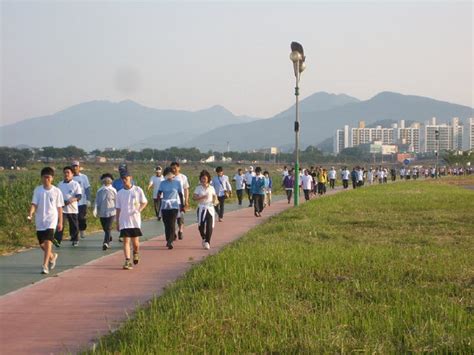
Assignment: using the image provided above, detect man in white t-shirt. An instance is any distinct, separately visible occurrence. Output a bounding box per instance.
[232,168,245,206]
[28,167,64,275]
[171,162,189,240]
[244,166,256,207]
[71,161,91,239]
[341,167,350,189]
[301,169,314,201]
[147,166,165,221]
[328,167,337,189]
[55,166,82,247]
[116,172,148,270]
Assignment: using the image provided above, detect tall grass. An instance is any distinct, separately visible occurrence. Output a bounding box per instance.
[90,178,474,353]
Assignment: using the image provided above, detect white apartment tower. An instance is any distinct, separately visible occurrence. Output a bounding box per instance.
[334,125,350,154]
[424,117,464,153]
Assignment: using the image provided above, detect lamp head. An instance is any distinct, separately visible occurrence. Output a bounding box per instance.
[290,41,306,77]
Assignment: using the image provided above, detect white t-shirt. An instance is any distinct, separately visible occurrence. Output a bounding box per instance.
[116,185,148,230]
[301,174,313,190]
[357,170,364,182]
[57,179,82,214]
[73,173,90,205]
[328,169,336,180]
[341,170,350,180]
[149,175,165,199]
[32,185,64,231]
[233,174,245,190]
[174,173,190,204]
[244,171,255,185]
[194,185,216,207]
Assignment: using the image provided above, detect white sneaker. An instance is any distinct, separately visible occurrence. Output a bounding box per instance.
[202,240,206,248]
[41,266,49,274]
[80,231,85,239]
[204,242,210,250]
[49,253,58,270]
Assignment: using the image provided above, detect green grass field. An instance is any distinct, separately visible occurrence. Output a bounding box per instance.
[0,163,285,254]
[89,177,474,353]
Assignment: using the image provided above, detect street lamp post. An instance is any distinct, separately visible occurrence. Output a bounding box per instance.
[435,129,440,178]
[289,42,306,206]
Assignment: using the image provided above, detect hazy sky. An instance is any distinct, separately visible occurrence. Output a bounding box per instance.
[1,0,472,126]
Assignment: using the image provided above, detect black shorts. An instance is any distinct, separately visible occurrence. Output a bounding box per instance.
[119,228,143,238]
[36,229,55,244]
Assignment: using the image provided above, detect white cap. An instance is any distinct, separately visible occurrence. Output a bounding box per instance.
[249,166,254,171]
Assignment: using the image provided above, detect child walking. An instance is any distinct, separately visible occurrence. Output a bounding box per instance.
[28,167,64,274]
[116,172,147,270]
[94,173,117,250]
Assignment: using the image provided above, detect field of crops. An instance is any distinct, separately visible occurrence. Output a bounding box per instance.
[0,162,285,254]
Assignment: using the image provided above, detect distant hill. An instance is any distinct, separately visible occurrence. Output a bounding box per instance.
[0,100,260,150]
[184,92,473,151]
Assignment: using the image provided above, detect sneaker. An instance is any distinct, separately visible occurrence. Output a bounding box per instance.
[72,241,79,247]
[102,243,109,251]
[123,260,133,270]
[133,252,140,265]
[204,242,210,250]
[218,217,223,222]
[49,253,58,270]
[41,266,49,274]
[80,231,85,239]
[167,241,173,250]
[53,239,61,248]
[178,231,183,240]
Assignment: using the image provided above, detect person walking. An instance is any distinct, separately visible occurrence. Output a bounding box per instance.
[94,173,117,250]
[282,169,295,203]
[341,167,350,189]
[301,169,313,201]
[351,167,358,189]
[55,166,82,247]
[28,167,63,274]
[211,166,232,222]
[147,166,164,221]
[244,166,255,207]
[328,166,337,189]
[157,167,184,250]
[250,167,266,217]
[317,168,328,196]
[263,170,272,207]
[193,170,218,250]
[232,168,245,206]
[170,162,189,240]
[71,161,91,240]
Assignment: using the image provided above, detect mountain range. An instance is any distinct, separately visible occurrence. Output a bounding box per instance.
[1,92,472,152]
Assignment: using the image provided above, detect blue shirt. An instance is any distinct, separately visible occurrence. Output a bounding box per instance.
[112,178,134,192]
[251,175,266,195]
[158,179,183,210]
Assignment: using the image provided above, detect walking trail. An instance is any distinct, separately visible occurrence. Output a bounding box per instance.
[0,188,344,354]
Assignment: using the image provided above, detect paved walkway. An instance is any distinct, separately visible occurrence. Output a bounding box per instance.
[0,188,344,354]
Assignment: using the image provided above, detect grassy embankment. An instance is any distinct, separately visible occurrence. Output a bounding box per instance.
[90,176,474,353]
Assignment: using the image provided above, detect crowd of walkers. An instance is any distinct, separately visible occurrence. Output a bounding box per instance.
[27,162,276,274]
[27,161,471,274]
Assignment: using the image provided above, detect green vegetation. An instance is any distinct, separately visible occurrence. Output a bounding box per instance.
[90,178,473,353]
[0,163,284,254]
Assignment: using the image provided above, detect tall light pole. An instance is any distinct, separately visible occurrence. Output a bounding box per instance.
[435,129,440,178]
[289,42,306,206]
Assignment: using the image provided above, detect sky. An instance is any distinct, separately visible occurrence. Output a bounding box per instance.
[1,0,472,126]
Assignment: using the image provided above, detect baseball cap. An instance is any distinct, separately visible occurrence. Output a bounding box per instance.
[120,170,131,178]
[72,161,80,166]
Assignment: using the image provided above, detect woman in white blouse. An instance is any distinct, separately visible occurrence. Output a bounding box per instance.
[193,170,218,250]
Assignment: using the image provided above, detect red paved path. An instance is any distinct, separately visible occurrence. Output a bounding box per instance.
[0,190,342,354]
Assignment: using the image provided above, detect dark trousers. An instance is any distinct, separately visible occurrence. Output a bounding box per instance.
[343,179,349,189]
[100,216,114,244]
[352,180,357,189]
[78,204,87,231]
[162,209,178,243]
[214,196,226,219]
[285,189,293,202]
[253,194,264,213]
[197,210,213,243]
[55,213,79,242]
[303,189,311,201]
[236,189,243,205]
[153,198,161,219]
[330,179,335,189]
[245,186,253,205]
[317,182,325,195]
